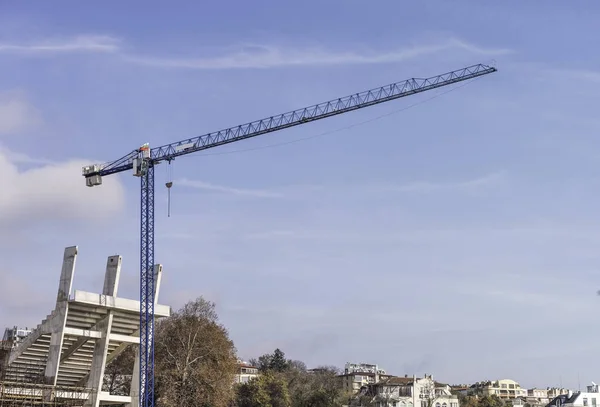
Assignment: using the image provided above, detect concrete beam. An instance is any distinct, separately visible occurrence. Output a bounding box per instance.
[44,246,77,387]
[63,327,102,339]
[109,333,139,344]
[98,392,133,404]
[103,255,122,297]
[71,291,171,317]
[60,315,111,363]
[84,254,122,407]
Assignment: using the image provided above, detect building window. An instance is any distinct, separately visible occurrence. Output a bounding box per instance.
[501,384,507,389]
[593,399,597,407]
[584,399,588,406]
[509,384,515,389]
[436,403,441,407]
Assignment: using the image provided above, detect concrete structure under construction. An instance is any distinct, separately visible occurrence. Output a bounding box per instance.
[0,246,171,407]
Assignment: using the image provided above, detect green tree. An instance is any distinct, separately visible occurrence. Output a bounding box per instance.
[235,372,291,407]
[155,297,238,407]
[479,395,505,407]
[253,349,290,373]
[102,345,135,395]
[244,350,346,407]
[457,395,480,407]
[264,372,291,407]
[270,349,288,372]
[236,377,271,407]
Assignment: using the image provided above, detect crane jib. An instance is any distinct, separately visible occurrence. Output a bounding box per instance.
[83,63,496,179]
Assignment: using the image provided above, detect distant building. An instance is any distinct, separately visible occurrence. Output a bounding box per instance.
[2,326,32,348]
[469,379,527,399]
[547,383,600,407]
[524,388,549,405]
[450,386,470,396]
[366,374,459,407]
[338,362,393,394]
[235,360,259,384]
[547,388,572,400]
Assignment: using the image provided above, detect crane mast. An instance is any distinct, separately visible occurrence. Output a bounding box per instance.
[82,63,497,407]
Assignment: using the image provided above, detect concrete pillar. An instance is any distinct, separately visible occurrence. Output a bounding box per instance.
[103,255,122,297]
[85,255,122,407]
[128,264,163,407]
[44,246,77,386]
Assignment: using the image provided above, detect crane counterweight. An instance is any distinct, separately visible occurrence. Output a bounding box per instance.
[82,63,497,407]
[82,165,103,187]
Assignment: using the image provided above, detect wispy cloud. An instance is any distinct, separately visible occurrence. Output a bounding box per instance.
[565,69,600,84]
[0,35,120,54]
[386,170,506,193]
[0,33,511,69]
[0,146,56,165]
[125,38,512,70]
[179,171,505,206]
[377,171,506,193]
[177,178,284,198]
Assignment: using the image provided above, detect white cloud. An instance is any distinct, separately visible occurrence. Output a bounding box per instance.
[0,35,120,54]
[124,38,512,70]
[0,149,125,224]
[0,33,511,69]
[177,178,284,198]
[0,92,41,135]
[384,170,506,193]
[0,93,124,223]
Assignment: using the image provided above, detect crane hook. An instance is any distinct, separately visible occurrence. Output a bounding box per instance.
[166,161,173,217]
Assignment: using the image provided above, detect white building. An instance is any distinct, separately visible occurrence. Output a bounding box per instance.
[469,379,527,399]
[235,360,259,384]
[368,374,459,407]
[338,362,393,394]
[2,327,32,348]
[552,384,600,407]
[548,388,571,400]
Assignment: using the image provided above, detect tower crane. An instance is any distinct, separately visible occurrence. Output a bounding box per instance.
[82,63,497,407]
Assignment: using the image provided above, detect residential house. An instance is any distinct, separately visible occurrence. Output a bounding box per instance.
[338,362,393,394]
[524,388,549,406]
[450,386,471,396]
[547,383,600,407]
[235,360,259,384]
[548,388,571,399]
[469,379,527,399]
[366,374,459,407]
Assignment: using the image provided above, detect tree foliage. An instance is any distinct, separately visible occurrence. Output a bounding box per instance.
[102,345,135,395]
[238,349,346,407]
[458,394,507,407]
[235,372,291,407]
[155,297,238,407]
[251,348,292,373]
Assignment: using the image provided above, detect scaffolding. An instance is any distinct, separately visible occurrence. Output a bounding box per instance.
[0,346,92,407]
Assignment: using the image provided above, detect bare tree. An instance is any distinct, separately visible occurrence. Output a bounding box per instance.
[102,346,135,395]
[155,297,238,407]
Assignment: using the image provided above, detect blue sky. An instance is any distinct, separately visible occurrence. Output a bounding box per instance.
[1,0,600,389]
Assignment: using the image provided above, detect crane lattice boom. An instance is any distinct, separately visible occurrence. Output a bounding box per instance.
[83,63,496,182]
